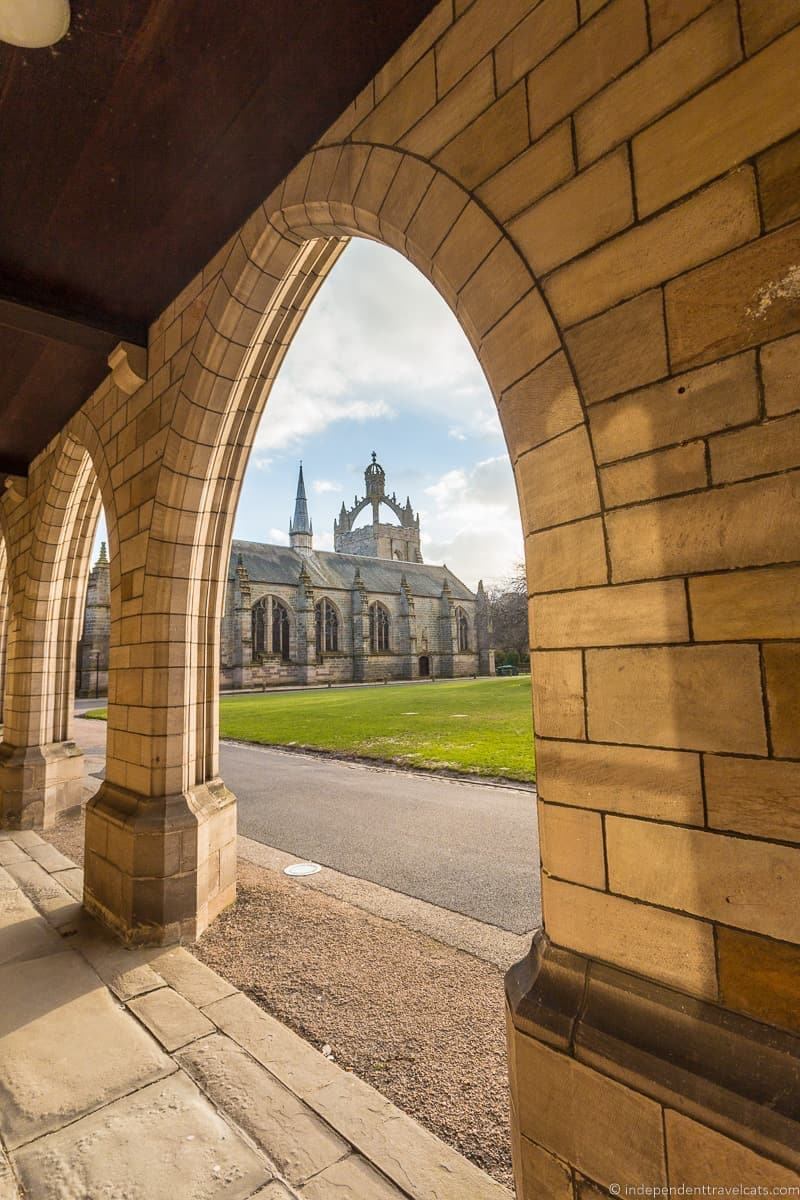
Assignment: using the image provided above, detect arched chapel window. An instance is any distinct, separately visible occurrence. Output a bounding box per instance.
[315,598,339,655]
[273,599,290,660]
[456,606,469,652]
[369,602,390,652]
[252,596,291,660]
[252,599,267,657]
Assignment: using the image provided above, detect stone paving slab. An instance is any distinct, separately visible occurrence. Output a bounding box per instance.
[6,830,44,850]
[5,857,79,925]
[52,863,84,899]
[26,841,74,873]
[0,841,27,866]
[129,985,217,1051]
[0,949,175,1148]
[69,913,169,999]
[300,1155,409,1199]
[12,1071,272,1200]
[177,1033,349,1185]
[302,1072,511,1200]
[149,944,239,1007]
[0,886,63,966]
[203,991,343,1098]
[203,992,511,1199]
[0,830,512,1200]
[0,1147,18,1200]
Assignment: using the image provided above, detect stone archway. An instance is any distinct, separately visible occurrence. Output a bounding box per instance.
[172,144,597,806]
[0,432,107,827]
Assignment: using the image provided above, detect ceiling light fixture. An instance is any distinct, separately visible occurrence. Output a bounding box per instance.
[0,0,70,48]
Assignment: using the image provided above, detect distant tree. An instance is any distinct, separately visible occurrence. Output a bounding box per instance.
[486,562,529,666]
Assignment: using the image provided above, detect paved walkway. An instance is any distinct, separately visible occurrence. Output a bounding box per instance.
[0,829,509,1200]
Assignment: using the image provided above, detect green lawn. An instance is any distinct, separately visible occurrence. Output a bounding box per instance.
[85,677,535,783]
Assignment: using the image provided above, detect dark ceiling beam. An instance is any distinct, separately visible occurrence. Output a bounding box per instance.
[0,455,29,477]
[0,296,144,353]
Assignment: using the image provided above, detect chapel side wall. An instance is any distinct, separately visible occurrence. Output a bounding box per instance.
[218,575,485,687]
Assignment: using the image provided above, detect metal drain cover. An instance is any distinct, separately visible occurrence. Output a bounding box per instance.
[284,862,322,877]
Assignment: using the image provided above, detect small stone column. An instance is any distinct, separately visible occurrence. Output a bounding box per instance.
[351,568,369,682]
[399,573,418,679]
[294,562,316,683]
[0,541,8,725]
[475,580,495,677]
[0,466,90,830]
[231,556,252,687]
[76,543,110,698]
[437,576,456,679]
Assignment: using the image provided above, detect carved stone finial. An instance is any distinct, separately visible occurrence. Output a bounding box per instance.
[3,474,27,502]
[108,341,147,395]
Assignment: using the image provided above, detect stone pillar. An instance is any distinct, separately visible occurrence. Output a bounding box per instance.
[76,543,110,698]
[0,537,8,724]
[475,581,495,677]
[351,568,369,682]
[398,573,418,679]
[437,577,456,679]
[229,555,252,688]
[0,452,95,829]
[293,561,316,684]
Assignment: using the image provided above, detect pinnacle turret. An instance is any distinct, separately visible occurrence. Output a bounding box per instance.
[289,463,314,554]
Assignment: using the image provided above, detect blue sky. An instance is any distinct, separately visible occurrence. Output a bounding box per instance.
[96,239,524,590]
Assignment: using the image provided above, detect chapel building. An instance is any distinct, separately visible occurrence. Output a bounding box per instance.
[219,455,494,688]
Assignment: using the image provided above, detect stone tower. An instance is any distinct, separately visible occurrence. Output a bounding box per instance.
[76,541,110,697]
[289,463,313,555]
[334,452,422,562]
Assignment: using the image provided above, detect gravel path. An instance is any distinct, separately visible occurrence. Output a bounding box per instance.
[45,804,514,1187]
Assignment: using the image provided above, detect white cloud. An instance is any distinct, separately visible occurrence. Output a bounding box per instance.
[256,388,394,453]
[421,456,523,588]
[253,240,500,452]
[312,479,342,494]
[269,528,290,545]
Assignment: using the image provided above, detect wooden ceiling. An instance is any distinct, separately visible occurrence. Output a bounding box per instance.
[0,0,436,475]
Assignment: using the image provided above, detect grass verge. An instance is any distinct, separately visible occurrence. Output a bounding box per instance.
[84,676,535,783]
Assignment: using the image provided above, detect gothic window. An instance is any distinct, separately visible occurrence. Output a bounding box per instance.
[315,598,339,655]
[456,606,469,652]
[252,596,291,660]
[272,599,290,660]
[369,602,390,652]
[251,599,267,657]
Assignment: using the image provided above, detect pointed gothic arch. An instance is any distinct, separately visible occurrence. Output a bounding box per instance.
[315,597,340,656]
[369,601,391,653]
[251,595,291,661]
[455,606,470,653]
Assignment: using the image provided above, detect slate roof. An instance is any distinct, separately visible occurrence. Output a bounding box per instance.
[230,541,475,601]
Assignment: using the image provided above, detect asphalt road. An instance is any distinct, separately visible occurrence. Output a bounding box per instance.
[72,708,540,934]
